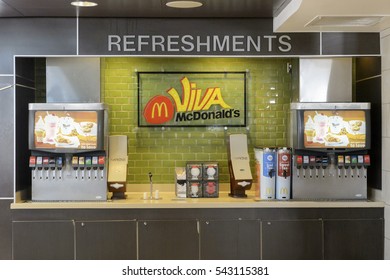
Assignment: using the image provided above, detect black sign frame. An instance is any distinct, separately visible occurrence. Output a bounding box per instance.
[137,71,247,128]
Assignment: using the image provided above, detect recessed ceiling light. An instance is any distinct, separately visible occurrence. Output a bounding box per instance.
[166,1,203,9]
[71,1,98,7]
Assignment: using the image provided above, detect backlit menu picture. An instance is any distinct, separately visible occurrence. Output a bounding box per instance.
[303,110,366,148]
[34,111,98,150]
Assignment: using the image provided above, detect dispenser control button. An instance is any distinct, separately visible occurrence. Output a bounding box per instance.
[56,157,63,168]
[358,155,364,164]
[315,156,322,169]
[321,156,329,168]
[344,155,351,165]
[36,156,43,167]
[302,155,309,168]
[296,155,303,167]
[49,157,56,169]
[92,156,98,166]
[337,155,344,167]
[42,157,49,168]
[351,155,358,169]
[98,156,105,166]
[309,156,316,168]
[78,157,85,168]
[72,156,79,167]
[364,155,371,166]
[29,156,36,168]
[85,157,92,169]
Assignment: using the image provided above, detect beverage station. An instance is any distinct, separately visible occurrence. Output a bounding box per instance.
[289,102,371,200]
[28,103,108,201]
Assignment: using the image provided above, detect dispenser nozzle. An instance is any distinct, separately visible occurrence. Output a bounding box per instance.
[149,172,153,182]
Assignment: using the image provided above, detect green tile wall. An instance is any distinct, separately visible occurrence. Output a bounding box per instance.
[101,57,295,184]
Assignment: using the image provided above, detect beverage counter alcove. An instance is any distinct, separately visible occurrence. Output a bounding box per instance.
[10,192,384,260]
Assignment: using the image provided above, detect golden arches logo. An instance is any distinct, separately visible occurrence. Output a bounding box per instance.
[280,188,289,195]
[151,102,168,119]
[266,188,274,195]
[143,95,174,125]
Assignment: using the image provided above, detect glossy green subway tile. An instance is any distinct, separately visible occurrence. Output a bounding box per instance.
[102,57,294,184]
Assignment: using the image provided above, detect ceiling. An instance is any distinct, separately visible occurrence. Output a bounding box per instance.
[1,0,390,32]
[0,0,290,18]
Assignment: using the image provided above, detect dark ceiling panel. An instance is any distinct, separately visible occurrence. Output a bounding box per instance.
[0,0,23,17]
[0,0,289,18]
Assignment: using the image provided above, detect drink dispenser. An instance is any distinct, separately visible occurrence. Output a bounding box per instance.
[28,103,108,201]
[254,148,276,200]
[289,102,371,200]
[276,147,291,200]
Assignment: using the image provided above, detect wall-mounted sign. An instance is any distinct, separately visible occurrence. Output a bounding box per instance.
[79,18,322,56]
[138,72,246,127]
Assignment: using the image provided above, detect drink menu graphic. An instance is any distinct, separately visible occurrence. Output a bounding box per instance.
[34,111,98,150]
[303,110,366,148]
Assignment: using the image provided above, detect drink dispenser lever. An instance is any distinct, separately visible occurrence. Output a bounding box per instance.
[72,156,79,179]
[295,155,302,178]
[315,156,322,178]
[344,155,351,178]
[85,157,92,180]
[43,157,50,180]
[309,156,316,178]
[363,155,370,178]
[337,155,344,178]
[49,157,56,180]
[302,155,309,178]
[92,156,98,179]
[36,156,43,179]
[29,156,37,180]
[56,157,63,180]
[79,157,85,179]
[357,155,364,178]
[321,156,328,178]
[98,156,105,179]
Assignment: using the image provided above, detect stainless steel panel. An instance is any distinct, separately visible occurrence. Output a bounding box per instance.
[292,154,367,200]
[299,58,352,102]
[0,76,15,197]
[32,155,107,201]
[46,57,100,103]
[29,102,107,111]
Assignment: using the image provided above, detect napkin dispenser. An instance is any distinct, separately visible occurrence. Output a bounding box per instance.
[228,134,253,198]
[107,135,128,199]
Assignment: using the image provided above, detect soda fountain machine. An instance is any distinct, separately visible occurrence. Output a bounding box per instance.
[289,102,371,200]
[28,103,108,201]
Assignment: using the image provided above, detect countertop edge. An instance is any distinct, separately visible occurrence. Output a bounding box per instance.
[10,200,385,210]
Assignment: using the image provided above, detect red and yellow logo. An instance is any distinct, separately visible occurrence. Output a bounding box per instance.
[143,77,233,125]
[143,95,174,124]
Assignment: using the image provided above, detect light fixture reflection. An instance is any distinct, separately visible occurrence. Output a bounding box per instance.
[71,1,98,7]
[166,1,203,8]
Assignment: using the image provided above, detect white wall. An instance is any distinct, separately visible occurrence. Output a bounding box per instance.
[380,28,390,260]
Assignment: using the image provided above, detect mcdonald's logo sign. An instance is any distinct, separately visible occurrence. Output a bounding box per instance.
[143,95,174,124]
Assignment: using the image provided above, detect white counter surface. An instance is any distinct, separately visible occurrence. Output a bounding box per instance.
[10,191,384,209]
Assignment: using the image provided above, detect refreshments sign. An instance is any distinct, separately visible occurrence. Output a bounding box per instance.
[138,72,246,127]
